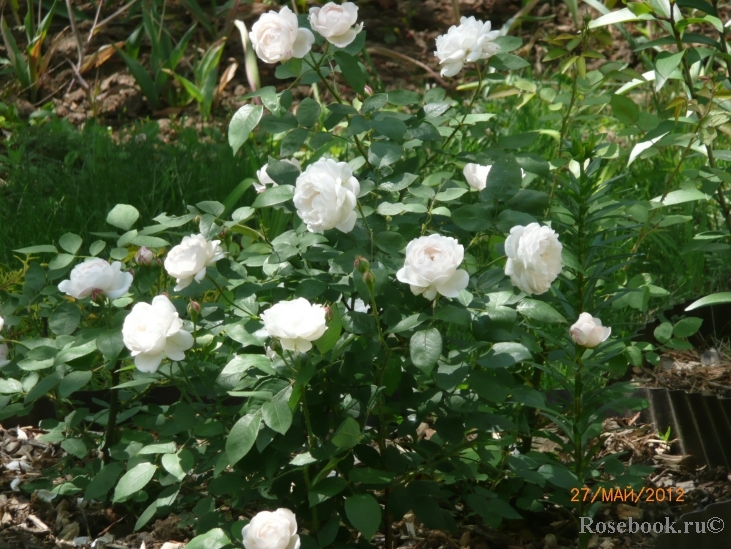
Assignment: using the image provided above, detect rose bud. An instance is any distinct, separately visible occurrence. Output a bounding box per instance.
[362,271,376,292]
[135,246,155,266]
[188,301,201,322]
[354,256,370,274]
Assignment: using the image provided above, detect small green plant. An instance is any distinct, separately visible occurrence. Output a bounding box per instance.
[0,0,59,102]
[167,39,226,119]
[115,1,196,111]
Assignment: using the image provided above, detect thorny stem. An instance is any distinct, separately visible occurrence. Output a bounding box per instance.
[356,200,375,260]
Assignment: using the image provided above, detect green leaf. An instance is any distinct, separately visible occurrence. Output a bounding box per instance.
[138,442,177,455]
[410,328,442,374]
[387,90,420,106]
[113,462,157,502]
[281,128,310,157]
[654,321,673,344]
[656,51,685,80]
[371,118,408,142]
[673,317,703,338]
[49,303,81,336]
[229,104,264,154]
[368,142,403,168]
[262,399,293,435]
[386,313,429,334]
[494,35,522,53]
[686,292,731,311]
[516,299,567,323]
[85,462,125,501]
[89,240,106,256]
[296,97,321,127]
[14,245,58,254]
[331,417,361,448]
[49,254,75,270]
[334,51,366,95]
[185,528,232,549]
[344,494,381,540]
[162,453,187,481]
[226,413,261,465]
[611,94,639,126]
[61,438,87,459]
[135,500,159,532]
[362,93,388,114]
[59,233,83,255]
[260,113,298,134]
[451,205,493,232]
[59,371,92,398]
[490,52,530,70]
[97,330,125,362]
[480,155,522,203]
[252,185,294,208]
[106,204,140,231]
[55,340,97,365]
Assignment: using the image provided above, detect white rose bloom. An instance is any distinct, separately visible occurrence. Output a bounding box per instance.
[504,223,563,295]
[57,258,133,300]
[309,2,363,48]
[242,508,300,549]
[435,17,501,77]
[570,312,611,348]
[293,158,360,233]
[122,295,194,373]
[164,234,225,291]
[396,234,470,300]
[255,158,302,193]
[250,6,314,64]
[0,344,10,368]
[260,298,327,353]
[463,163,525,191]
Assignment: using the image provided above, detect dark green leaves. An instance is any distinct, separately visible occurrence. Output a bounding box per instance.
[410,328,442,374]
[334,51,366,95]
[226,413,261,465]
[610,94,639,126]
[229,104,263,154]
[262,400,293,435]
[113,463,156,502]
[296,97,321,127]
[332,417,361,448]
[49,303,81,336]
[344,494,381,539]
[252,185,295,208]
[480,155,522,203]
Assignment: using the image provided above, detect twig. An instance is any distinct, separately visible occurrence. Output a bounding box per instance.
[87,0,105,47]
[366,46,451,89]
[64,0,84,70]
[94,0,138,35]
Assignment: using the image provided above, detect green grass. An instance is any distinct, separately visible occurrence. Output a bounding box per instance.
[0,118,264,266]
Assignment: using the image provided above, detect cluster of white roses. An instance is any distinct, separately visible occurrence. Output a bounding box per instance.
[249,2,362,65]
[55,233,223,373]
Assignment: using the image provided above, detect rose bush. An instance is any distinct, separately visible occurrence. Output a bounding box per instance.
[4,4,707,549]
